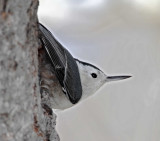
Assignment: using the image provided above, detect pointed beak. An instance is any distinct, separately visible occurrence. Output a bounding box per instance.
[106,75,132,82]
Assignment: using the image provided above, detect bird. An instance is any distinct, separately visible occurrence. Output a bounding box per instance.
[39,23,131,110]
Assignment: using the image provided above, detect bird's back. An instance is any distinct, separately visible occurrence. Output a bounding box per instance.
[39,23,82,104]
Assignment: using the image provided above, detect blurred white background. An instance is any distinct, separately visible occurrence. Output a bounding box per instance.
[38,0,160,141]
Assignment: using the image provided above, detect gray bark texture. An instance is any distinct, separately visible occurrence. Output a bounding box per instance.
[0,0,59,141]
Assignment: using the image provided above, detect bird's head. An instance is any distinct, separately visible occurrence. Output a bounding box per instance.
[76,59,131,100]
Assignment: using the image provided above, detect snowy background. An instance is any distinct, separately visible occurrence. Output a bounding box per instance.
[38,0,160,141]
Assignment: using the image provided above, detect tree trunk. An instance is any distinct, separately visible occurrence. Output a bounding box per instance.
[0,0,59,141]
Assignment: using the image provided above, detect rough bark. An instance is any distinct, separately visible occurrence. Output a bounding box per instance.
[0,0,59,141]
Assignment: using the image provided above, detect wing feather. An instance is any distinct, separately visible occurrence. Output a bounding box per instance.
[39,23,82,104]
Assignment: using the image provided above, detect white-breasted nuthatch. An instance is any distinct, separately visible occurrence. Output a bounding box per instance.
[39,23,131,110]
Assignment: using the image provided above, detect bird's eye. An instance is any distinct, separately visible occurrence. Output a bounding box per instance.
[91,73,97,78]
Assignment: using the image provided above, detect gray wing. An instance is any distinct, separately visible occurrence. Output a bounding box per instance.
[39,23,82,104]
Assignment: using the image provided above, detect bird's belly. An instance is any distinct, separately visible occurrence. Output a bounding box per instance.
[50,84,74,109]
